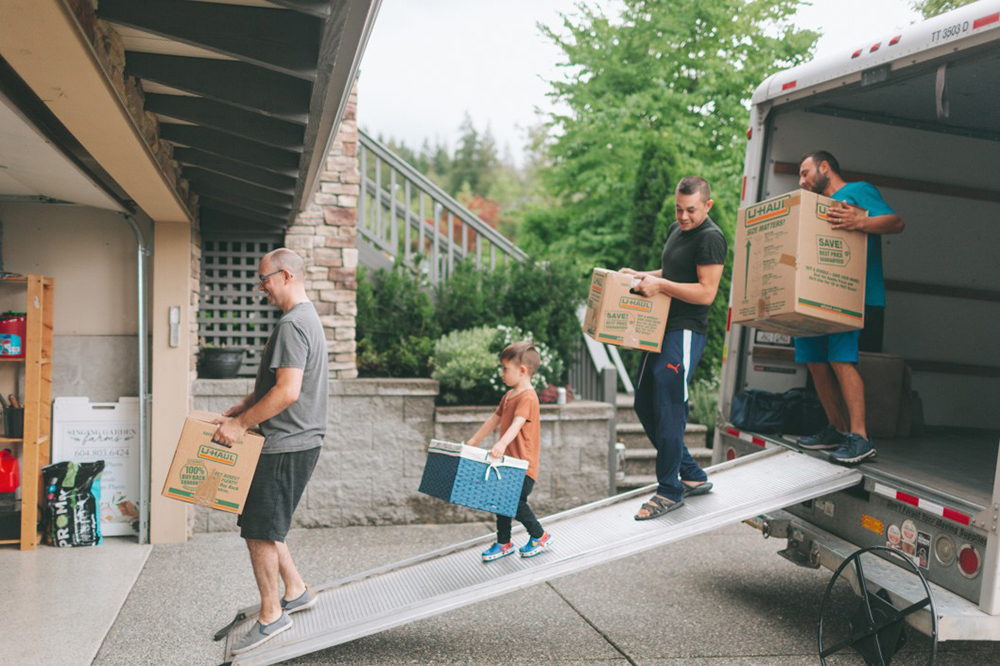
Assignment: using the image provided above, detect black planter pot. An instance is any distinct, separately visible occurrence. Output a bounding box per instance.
[198,347,246,379]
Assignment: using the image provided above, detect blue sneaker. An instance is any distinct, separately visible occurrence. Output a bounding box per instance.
[519,532,553,558]
[797,424,847,450]
[829,433,876,465]
[482,541,515,562]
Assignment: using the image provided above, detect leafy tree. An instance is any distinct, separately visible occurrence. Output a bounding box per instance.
[912,0,977,18]
[628,136,676,271]
[523,0,817,379]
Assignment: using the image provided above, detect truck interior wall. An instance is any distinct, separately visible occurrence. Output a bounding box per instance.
[0,202,140,402]
[757,109,1000,430]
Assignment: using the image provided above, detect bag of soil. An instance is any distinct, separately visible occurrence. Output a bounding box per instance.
[42,460,105,547]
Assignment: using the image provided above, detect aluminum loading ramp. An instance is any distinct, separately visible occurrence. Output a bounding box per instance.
[218,448,861,666]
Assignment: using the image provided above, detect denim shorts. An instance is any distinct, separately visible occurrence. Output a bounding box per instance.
[237,447,320,542]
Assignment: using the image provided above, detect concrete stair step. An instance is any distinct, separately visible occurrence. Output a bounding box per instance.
[616,464,716,492]
[616,475,656,491]
[616,422,707,451]
[616,393,640,425]
[624,447,712,476]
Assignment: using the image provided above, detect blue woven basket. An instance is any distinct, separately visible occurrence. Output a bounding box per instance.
[418,440,528,518]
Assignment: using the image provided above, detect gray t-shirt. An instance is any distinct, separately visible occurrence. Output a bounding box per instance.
[254,302,329,453]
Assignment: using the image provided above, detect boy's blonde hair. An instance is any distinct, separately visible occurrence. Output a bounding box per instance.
[500,341,540,376]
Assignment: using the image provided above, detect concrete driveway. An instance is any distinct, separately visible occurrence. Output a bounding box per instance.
[89,520,1000,666]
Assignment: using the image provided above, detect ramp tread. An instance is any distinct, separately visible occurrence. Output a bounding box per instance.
[226,449,861,666]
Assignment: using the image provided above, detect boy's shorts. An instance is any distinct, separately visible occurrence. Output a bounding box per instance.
[237,447,320,542]
[794,329,861,364]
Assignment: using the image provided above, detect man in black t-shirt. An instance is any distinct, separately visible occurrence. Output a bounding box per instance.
[622,176,728,520]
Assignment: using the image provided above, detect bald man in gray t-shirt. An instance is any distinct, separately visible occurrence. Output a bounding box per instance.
[212,248,329,654]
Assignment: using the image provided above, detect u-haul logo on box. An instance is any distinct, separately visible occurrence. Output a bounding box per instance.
[745,196,791,227]
[198,444,238,466]
[619,296,652,312]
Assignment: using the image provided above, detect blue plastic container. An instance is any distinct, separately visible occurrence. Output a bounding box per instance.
[418,439,528,517]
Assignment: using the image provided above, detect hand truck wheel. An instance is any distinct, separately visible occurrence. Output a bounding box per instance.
[818,546,937,666]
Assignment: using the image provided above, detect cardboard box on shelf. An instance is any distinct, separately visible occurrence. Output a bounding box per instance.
[161,411,264,514]
[732,190,867,336]
[583,268,670,352]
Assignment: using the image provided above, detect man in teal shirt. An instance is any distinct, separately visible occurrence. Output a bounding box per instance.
[794,151,905,464]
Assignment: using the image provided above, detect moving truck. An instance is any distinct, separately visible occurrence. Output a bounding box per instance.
[715,0,1000,656]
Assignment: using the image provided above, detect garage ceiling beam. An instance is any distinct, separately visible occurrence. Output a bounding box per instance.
[125,53,311,124]
[184,168,295,209]
[145,94,305,150]
[266,0,332,20]
[99,0,320,80]
[200,198,289,227]
[193,184,292,218]
[201,212,287,235]
[159,124,301,175]
[172,148,296,194]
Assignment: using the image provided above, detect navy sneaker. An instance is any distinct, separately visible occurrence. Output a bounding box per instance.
[519,532,553,558]
[797,424,847,450]
[829,433,876,464]
[482,541,515,562]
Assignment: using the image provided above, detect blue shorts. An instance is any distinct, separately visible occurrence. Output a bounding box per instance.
[794,329,860,364]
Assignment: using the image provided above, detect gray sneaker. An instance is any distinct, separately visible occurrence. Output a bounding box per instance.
[230,611,292,655]
[797,424,846,450]
[281,586,318,614]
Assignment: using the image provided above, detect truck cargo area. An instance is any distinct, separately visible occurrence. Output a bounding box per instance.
[717,1,1000,644]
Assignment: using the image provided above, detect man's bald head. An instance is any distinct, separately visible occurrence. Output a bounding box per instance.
[263,248,305,280]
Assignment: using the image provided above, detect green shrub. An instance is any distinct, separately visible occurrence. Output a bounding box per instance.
[431,324,564,405]
[688,368,720,442]
[431,326,501,405]
[356,265,438,377]
[434,258,584,380]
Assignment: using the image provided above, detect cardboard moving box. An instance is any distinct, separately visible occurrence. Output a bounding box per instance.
[732,190,867,336]
[584,268,670,352]
[161,411,265,514]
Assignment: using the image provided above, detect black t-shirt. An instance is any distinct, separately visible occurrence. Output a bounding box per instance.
[660,217,728,334]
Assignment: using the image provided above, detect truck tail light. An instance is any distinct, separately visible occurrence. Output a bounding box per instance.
[958,544,981,578]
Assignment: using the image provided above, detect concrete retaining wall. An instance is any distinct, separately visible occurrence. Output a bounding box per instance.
[192,379,614,532]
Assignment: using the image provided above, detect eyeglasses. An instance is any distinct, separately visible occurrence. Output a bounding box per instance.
[258,269,287,285]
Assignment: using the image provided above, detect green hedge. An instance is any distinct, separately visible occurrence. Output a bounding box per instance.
[356,258,585,384]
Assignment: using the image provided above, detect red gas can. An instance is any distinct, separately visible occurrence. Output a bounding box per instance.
[0,313,26,359]
[0,449,19,493]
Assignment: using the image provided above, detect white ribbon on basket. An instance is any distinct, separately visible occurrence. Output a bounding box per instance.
[484,456,503,481]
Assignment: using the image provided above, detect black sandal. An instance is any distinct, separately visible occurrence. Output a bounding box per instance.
[682,481,713,497]
[634,495,684,521]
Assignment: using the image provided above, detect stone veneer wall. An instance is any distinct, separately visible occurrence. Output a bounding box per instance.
[284,84,360,379]
[191,379,614,531]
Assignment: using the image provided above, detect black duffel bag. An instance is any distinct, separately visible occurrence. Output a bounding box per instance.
[730,388,827,436]
[730,389,786,434]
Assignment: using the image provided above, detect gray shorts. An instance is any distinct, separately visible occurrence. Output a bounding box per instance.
[237,447,320,542]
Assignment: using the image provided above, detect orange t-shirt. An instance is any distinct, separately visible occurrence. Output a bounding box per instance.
[495,388,541,480]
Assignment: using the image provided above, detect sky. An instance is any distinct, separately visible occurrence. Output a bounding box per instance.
[357,0,923,165]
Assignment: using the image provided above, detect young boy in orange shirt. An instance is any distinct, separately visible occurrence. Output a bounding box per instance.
[466,341,553,561]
